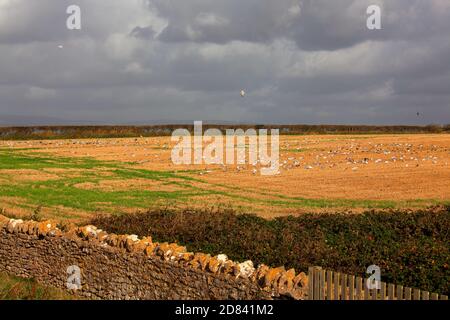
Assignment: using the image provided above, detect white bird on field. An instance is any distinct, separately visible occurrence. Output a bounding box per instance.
[240,90,246,97]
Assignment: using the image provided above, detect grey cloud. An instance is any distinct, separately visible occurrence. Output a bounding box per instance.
[151,0,450,51]
[0,0,449,125]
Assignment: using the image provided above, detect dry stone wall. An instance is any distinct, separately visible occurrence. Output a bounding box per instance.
[0,215,308,300]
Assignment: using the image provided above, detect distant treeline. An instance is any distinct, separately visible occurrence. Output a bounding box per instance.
[0,124,449,140]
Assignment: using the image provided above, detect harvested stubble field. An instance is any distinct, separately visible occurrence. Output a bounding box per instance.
[0,134,449,221]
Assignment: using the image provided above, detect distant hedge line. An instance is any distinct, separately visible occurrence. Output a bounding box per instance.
[91,207,450,295]
[0,124,449,140]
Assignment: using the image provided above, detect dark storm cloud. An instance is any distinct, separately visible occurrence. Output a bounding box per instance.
[0,0,449,125]
[151,0,450,50]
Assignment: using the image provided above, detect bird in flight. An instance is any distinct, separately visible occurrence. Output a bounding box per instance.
[240,90,246,97]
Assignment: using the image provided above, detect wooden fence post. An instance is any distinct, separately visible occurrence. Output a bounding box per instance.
[413,289,421,300]
[388,284,395,300]
[308,267,315,300]
[326,271,333,300]
[404,287,412,300]
[348,275,355,300]
[380,282,386,300]
[314,267,321,300]
[319,268,326,300]
[397,285,403,301]
[341,274,347,300]
[334,272,340,300]
[356,277,362,300]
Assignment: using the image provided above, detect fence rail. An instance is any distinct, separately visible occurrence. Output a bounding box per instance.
[307,266,448,300]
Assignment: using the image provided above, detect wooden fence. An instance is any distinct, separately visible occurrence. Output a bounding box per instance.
[307,266,448,300]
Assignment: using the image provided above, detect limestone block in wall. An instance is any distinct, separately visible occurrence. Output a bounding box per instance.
[0,215,9,227]
[190,253,211,271]
[237,260,255,279]
[96,231,109,242]
[78,225,100,239]
[176,252,195,265]
[128,236,152,253]
[207,256,221,273]
[263,266,286,292]
[144,243,158,257]
[105,233,119,247]
[36,220,57,236]
[293,272,308,289]
[278,268,296,294]
[221,260,235,275]
[6,219,23,233]
[154,242,187,261]
[253,264,270,284]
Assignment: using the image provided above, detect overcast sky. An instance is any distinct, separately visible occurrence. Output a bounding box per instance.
[0,0,449,125]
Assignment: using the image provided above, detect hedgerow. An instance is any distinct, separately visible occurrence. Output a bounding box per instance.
[91,207,450,295]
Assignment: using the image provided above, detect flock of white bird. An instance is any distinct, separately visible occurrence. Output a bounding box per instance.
[2,138,448,177]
